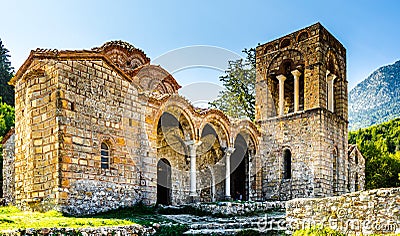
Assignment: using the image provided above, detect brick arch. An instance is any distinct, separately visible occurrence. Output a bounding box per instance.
[133,65,181,94]
[93,40,150,71]
[326,50,340,76]
[266,49,305,76]
[199,111,231,148]
[232,120,260,153]
[296,30,309,42]
[326,50,345,80]
[154,95,197,141]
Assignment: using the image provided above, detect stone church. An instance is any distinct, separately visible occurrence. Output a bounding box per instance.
[2,23,365,215]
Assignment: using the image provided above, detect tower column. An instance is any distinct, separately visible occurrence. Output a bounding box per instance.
[276,75,287,116]
[326,71,337,112]
[225,147,235,200]
[291,70,302,112]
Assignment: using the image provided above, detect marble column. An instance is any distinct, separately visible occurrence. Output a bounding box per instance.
[225,147,235,199]
[185,140,202,198]
[276,75,287,116]
[291,69,302,112]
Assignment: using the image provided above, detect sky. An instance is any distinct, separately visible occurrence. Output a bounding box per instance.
[1,0,400,94]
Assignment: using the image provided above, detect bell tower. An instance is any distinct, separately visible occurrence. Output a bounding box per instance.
[255,23,349,200]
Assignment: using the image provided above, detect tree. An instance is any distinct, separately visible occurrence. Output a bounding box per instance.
[0,97,14,138]
[0,38,14,106]
[349,117,400,189]
[209,48,256,120]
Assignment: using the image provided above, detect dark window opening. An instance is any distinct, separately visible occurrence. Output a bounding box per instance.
[283,149,292,179]
[101,142,110,169]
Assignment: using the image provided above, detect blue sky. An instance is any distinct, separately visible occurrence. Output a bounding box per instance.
[1,0,400,91]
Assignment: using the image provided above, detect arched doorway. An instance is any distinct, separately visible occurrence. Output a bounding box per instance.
[198,123,226,202]
[231,134,249,201]
[156,110,194,204]
[157,158,171,205]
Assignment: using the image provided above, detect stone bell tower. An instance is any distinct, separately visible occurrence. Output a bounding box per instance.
[255,23,349,200]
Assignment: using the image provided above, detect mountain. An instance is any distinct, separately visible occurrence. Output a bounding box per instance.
[349,60,400,131]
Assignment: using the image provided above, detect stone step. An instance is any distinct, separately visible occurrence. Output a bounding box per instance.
[162,213,287,234]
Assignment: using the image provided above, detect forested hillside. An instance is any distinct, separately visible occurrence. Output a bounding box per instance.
[349,118,400,189]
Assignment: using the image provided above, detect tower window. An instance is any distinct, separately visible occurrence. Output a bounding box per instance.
[283,149,292,179]
[101,142,110,169]
[333,147,338,194]
[280,38,291,48]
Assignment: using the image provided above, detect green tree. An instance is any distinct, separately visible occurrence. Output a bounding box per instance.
[0,97,15,137]
[349,117,400,189]
[210,48,256,120]
[0,38,14,106]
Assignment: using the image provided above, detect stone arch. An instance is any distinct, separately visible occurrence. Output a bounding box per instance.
[154,95,197,141]
[199,111,231,148]
[267,49,305,75]
[264,44,275,54]
[325,50,344,114]
[297,31,309,42]
[326,50,340,76]
[232,120,259,153]
[280,38,291,48]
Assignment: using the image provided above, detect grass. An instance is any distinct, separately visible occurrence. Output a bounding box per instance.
[0,206,149,231]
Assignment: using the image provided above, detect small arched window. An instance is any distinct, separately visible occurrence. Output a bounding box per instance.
[283,149,292,179]
[280,38,291,48]
[297,31,309,42]
[101,142,110,169]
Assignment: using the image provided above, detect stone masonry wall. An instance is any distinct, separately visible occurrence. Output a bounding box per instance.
[286,188,400,235]
[56,59,146,215]
[260,110,320,200]
[2,133,15,205]
[13,59,60,210]
[260,109,350,201]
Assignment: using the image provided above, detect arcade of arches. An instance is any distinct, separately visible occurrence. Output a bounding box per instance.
[154,109,258,204]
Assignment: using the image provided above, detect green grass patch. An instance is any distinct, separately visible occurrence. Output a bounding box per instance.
[0,206,134,230]
[293,226,346,236]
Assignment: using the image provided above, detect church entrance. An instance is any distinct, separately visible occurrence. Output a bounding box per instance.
[231,134,249,201]
[157,158,171,205]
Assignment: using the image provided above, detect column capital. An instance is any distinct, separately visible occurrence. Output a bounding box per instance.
[185,140,202,147]
[291,69,302,78]
[276,74,287,82]
[327,74,337,82]
[226,147,235,155]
